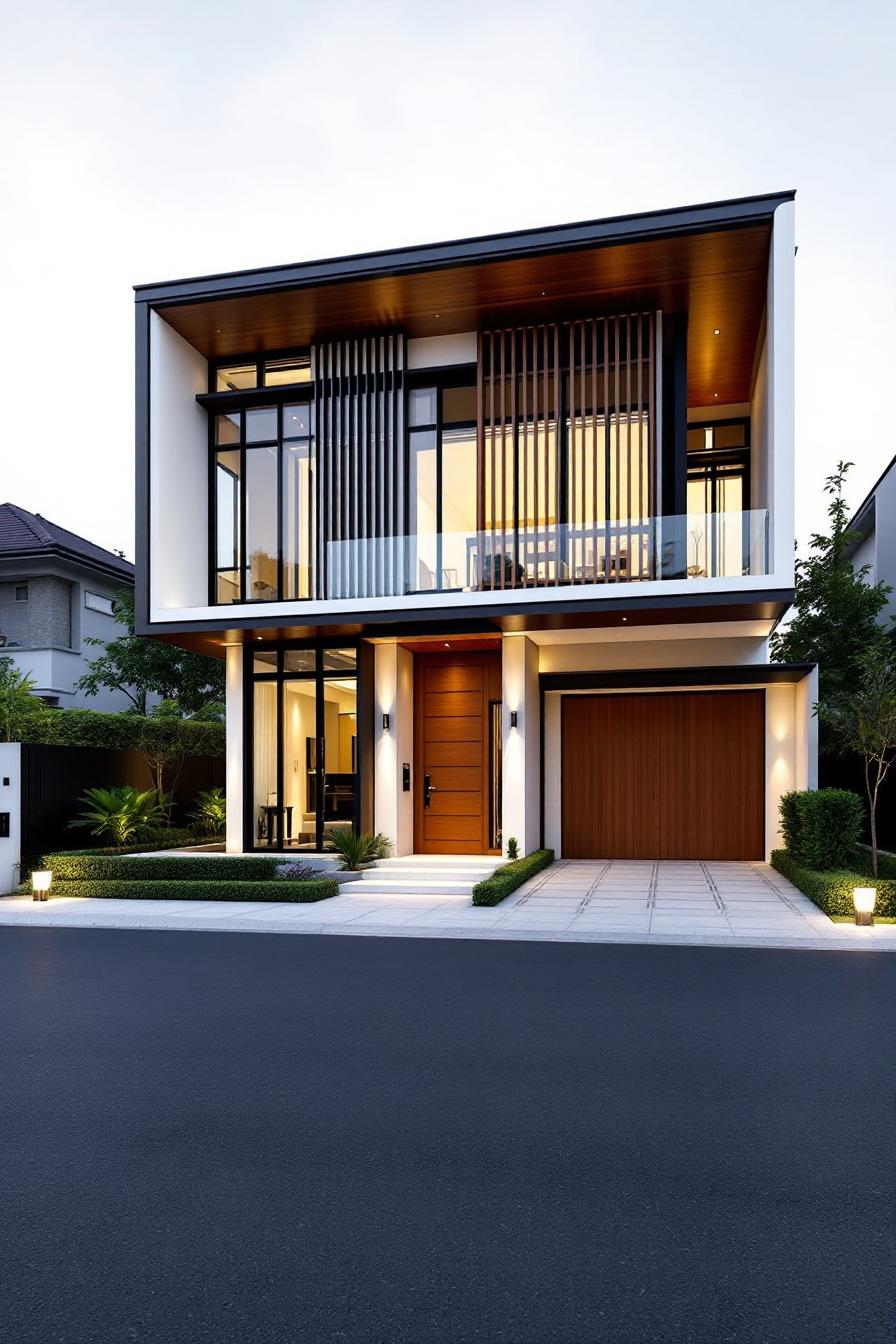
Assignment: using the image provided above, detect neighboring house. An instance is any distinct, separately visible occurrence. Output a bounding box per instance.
[844,453,896,626]
[134,190,816,862]
[0,503,134,710]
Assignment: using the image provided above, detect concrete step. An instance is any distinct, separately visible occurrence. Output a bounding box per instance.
[362,864,494,882]
[338,878,481,897]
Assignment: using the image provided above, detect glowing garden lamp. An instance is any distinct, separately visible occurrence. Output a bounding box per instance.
[31,870,52,902]
[852,886,876,927]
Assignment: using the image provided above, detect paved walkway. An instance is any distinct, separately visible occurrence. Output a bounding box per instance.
[1,860,894,950]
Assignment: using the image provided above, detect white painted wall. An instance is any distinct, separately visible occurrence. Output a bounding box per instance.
[374,642,414,855]
[768,200,796,586]
[750,336,769,515]
[536,630,769,675]
[149,313,209,616]
[406,332,477,369]
[0,743,21,893]
[501,635,540,856]
[225,644,244,853]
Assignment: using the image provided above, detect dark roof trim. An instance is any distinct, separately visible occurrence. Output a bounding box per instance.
[0,544,135,585]
[135,190,796,308]
[540,663,816,693]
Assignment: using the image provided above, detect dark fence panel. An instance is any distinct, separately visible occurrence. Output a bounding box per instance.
[20,744,224,862]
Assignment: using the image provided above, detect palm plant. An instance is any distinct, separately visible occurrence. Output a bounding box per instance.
[326,830,392,870]
[189,787,227,835]
[70,786,166,847]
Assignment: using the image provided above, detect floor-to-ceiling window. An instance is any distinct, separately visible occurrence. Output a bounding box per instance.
[210,354,314,604]
[407,379,477,591]
[686,418,750,576]
[249,646,358,851]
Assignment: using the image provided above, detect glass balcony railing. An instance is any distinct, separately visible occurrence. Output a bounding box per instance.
[321,509,769,600]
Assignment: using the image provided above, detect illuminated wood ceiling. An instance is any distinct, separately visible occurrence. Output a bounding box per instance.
[156,224,771,408]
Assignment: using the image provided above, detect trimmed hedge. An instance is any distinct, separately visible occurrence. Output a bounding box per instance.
[472,849,554,907]
[29,879,338,903]
[779,789,863,870]
[38,854,282,882]
[17,707,224,756]
[771,849,896,918]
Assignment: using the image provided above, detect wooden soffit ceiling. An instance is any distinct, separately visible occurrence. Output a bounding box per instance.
[157,224,771,407]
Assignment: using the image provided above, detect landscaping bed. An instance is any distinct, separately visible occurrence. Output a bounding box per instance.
[19,851,338,903]
[771,849,896,919]
[24,878,338,903]
[472,850,554,907]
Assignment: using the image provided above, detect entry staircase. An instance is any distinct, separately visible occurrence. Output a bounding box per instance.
[339,854,499,899]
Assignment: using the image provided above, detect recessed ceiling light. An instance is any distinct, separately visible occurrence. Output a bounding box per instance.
[714,392,719,398]
[713,328,720,336]
[444,642,450,648]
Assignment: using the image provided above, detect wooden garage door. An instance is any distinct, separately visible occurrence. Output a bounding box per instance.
[561,690,765,860]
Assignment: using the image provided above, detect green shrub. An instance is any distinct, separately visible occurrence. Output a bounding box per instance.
[69,785,166,846]
[472,849,554,907]
[771,849,896,918]
[15,707,224,756]
[48,828,212,857]
[777,789,863,869]
[36,854,282,882]
[506,836,519,861]
[25,879,338,903]
[326,830,392,870]
[190,787,227,835]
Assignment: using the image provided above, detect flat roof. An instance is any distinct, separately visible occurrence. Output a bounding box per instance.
[135,190,795,306]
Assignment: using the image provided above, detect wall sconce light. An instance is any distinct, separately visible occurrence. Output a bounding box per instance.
[382,713,390,732]
[32,870,52,902]
[509,711,518,729]
[853,886,876,926]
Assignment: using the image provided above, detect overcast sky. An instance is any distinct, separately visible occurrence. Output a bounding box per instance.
[2,0,893,560]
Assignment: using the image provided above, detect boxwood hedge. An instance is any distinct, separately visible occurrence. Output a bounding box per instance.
[771,850,896,918]
[29,878,338,903]
[778,789,863,870]
[472,849,554,906]
[38,853,283,882]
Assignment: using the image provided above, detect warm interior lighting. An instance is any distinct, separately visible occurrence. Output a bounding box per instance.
[853,886,876,926]
[713,328,721,335]
[32,870,52,901]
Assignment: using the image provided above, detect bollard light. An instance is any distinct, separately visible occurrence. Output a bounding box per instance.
[32,870,53,902]
[852,886,876,927]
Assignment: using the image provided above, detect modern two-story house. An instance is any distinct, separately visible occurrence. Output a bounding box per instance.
[135,191,816,862]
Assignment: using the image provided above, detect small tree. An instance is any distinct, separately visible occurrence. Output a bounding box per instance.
[76,590,224,716]
[0,658,49,741]
[818,644,896,876]
[770,462,894,701]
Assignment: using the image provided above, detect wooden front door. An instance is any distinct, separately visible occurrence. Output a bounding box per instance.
[561,690,765,861]
[414,651,502,855]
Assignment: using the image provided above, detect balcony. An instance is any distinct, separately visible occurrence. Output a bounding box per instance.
[317,509,769,601]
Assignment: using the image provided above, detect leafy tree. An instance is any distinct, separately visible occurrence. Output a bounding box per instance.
[818,644,896,876]
[770,462,893,699]
[0,658,49,742]
[76,590,224,716]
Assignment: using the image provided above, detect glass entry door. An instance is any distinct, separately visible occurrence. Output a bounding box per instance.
[251,646,358,851]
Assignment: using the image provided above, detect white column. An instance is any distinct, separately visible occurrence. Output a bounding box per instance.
[0,743,21,893]
[795,667,819,791]
[768,200,796,586]
[225,644,244,853]
[374,643,414,855]
[501,635,541,857]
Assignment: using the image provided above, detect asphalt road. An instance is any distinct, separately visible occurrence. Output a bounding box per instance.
[2,928,893,1344]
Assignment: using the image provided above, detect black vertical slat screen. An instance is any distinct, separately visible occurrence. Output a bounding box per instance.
[313,333,406,599]
[477,314,657,589]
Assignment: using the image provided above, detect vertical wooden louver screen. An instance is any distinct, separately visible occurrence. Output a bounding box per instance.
[477,314,656,589]
[313,334,406,599]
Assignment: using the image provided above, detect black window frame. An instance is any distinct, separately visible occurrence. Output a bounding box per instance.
[245,641,361,853]
[208,388,315,606]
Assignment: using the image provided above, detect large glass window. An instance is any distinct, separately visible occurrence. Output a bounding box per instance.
[686,419,750,577]
[407,380,478,592]
[212,402,314,603]
[250,647,359,851]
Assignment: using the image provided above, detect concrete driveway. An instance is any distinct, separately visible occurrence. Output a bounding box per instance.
[2,858,894,950]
